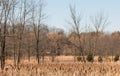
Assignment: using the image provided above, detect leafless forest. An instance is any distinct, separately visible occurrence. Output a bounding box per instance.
[0,0,120,76]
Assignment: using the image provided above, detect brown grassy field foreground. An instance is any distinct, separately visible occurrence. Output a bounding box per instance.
[1,62,120,76]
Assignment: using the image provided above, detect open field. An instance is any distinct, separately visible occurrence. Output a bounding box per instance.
[5,56,115,64]
[0,0,120,76]
[0,56,120,76]
[1,62,120,76]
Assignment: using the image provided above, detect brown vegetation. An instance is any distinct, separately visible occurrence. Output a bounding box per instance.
[0,1,120,76]
[0,57,120,76]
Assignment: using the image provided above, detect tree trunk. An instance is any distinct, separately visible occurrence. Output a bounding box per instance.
[13,38,16,67]
[1,40,6,70]
[36,40,40,64]
[27,46,30,62]
[17,37,22,64]
[1,20,7,70]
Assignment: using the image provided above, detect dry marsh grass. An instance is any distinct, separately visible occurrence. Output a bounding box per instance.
[0,56,120,76]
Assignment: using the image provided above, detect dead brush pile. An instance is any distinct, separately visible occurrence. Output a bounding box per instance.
[0,62,120,76]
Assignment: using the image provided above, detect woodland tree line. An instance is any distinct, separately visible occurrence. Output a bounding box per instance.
[0,0,120,70]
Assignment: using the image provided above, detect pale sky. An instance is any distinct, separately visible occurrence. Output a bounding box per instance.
[44,0,120,33]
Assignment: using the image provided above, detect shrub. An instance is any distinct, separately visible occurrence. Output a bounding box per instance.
[86,53,94,62]
[114,55,119,62]
[98,56,103,63]
[77,56,82,62]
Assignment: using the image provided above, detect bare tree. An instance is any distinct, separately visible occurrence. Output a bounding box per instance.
[16,0,31,64]
[68,5,85,62]
[0,0,14,70]
[31,0,46,64]
[17,0,25,65]
[91,12,109,56]
[10,0,17,67]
